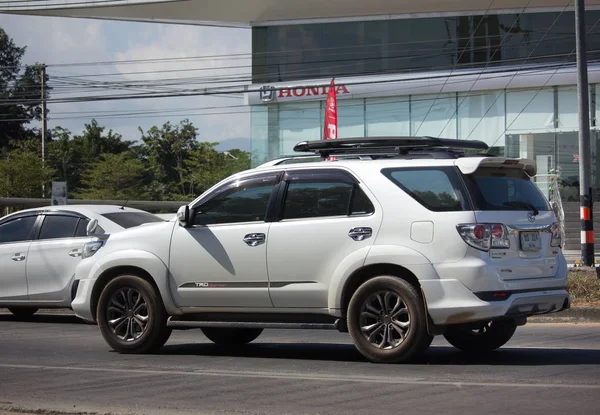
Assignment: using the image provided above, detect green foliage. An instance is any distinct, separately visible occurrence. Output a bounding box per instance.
[76,153,148,201]
[0,26,251,204]
[140,119,198,199]
[48,120,133,192]
[0,27,49,147]
[0,144,55,198]
[185,143,251,197]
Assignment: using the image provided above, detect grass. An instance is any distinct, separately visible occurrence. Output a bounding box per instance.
[568,268,600,306]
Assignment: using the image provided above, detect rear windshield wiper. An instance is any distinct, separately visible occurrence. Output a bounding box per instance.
[503,201,539,216]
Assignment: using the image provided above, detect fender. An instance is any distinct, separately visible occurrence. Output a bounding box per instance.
[328,244,441,311]
[92,249,182,316]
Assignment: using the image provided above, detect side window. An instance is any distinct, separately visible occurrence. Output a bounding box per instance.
[74,219,90,237]
[0,216,37,243]
[74,218,104,237]
[351,186,375,216]
[383,167,466,212]
[38,216,79,240]
[194,181,276,225]
[284,181,371,219]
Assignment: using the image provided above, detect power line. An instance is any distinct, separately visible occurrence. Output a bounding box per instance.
[435,0,535,137]
[414,0,497,136]
[0,11,594,71]
[3,63,600,124]
[486,13,600,148]
[4,50,600,107]
[466,0,575,141]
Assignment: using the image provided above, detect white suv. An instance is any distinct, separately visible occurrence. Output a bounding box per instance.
[71,137,570,363]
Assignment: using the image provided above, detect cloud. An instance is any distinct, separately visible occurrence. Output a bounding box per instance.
[0,14,252,145]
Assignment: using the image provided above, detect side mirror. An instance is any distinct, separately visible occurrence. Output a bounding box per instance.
[86,219,99,236]
[177,205,190,227]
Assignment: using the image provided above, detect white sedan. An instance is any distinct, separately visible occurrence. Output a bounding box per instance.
[0,205,165,318]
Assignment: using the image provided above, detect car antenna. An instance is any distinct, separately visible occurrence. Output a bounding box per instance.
[119,198,131,210]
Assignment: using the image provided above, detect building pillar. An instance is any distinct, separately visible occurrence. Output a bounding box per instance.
[267,105,280,160]
[519,134,534,160]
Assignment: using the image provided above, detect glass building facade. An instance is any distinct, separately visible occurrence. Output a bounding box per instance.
[252,11,600,83]
[249,10,600,198]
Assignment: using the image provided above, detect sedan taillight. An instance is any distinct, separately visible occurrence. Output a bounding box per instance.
[457,224,510,251]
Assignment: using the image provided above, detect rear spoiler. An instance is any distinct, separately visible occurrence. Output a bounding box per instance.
[455,157,537,176]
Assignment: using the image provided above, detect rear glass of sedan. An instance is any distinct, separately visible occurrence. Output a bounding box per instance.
[101,212,165,229]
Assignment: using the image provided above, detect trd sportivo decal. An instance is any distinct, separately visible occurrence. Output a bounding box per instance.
[179,281,315,289]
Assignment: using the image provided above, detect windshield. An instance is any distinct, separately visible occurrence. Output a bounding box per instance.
[101,212,165,229]
[463,167,550,212]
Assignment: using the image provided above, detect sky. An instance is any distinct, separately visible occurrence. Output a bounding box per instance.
[0,13,252,151]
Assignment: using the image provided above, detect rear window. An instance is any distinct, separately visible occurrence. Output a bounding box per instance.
[101,212,164,229]
[463,167,550,211]
[382,167,466,212]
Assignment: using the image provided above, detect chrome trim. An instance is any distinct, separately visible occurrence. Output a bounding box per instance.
[243,233,266,246]
[348,227,373,241]
[11,253,26,262]
[507,224,553,233]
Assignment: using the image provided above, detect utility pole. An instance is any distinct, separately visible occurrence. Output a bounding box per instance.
[575,0,595,267]
[41,64,47,198]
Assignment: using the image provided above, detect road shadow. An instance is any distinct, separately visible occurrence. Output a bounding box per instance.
[156,342,600,366]
[0,313,89,325]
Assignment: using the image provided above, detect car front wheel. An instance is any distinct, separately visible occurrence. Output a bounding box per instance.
[97,275,171,354]
[347,276,433,363]
[443,319,517,353]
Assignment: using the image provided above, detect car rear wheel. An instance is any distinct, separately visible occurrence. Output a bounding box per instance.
[97,275,171,354]
[443,319,517,353]
[347,276,433,363]
[201,328,263,345]
[8,307,38,319]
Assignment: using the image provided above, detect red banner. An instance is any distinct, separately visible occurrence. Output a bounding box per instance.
[323,79,338,140]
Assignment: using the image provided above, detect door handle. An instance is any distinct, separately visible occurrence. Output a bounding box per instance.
[11,253,26,262]
[348,227,372,241]
[243,233,266,247]
[69,249,82,258]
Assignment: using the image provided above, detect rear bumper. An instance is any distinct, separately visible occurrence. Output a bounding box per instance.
[421,278,570,325]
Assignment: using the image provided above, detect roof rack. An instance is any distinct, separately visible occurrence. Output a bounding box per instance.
[255,154,375,168]
[293,136,489,159]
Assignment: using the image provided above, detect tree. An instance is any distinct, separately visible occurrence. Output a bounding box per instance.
[139,119,198,199]
[185,143,251,197]
[0,144,55,198]
[0,27,49,148]
[76,153,148,201]
[47,120,133,195]
[75,119,132,160]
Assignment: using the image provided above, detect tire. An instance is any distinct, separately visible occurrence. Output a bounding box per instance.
[8,307,38,319]
[443,319,517,354]
[97,275,172,354]
[201,327,263,345]
[347,276,433,363]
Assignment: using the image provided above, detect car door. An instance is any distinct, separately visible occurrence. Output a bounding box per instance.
[267,168,383,308]
[169,172,281,308]
[26,213,94,303]
[0,214,39,302]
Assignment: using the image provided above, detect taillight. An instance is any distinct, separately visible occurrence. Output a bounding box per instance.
[551,222,562,248]
[457,224,510,251]
[491,224,510,248]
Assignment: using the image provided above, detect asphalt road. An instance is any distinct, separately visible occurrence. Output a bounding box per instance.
[0,311,599,415]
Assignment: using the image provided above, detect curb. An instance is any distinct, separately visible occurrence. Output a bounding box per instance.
[528,307,600,323]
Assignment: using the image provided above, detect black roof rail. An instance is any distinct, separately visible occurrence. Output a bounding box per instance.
[293,136,489,158]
